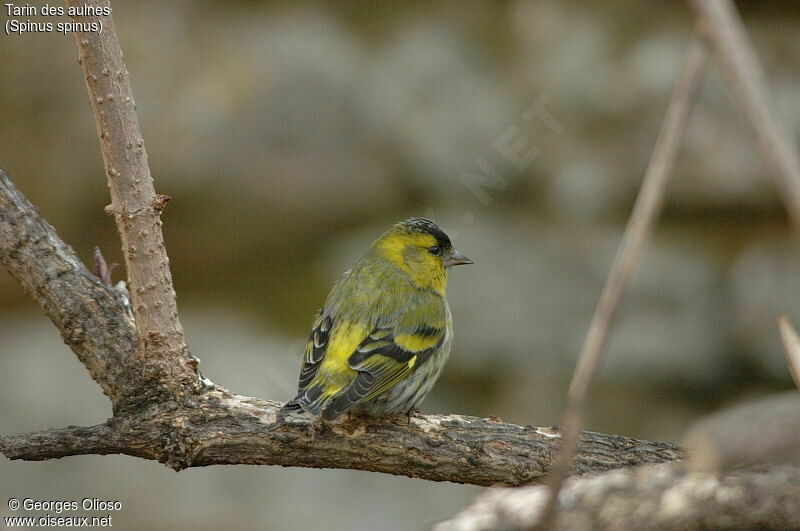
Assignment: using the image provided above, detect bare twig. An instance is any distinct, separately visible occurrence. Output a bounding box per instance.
[537,35,708,528]
[689,0,800,223]
[779,316,800,390]
[66,0,198,400]
[92,247,117,286]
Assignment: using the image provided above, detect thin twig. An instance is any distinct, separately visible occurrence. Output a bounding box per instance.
[536,35,708,529]
[92,247,117,286]
[66,0,197,400]
[689,0,800,224]
[779,316,800,391]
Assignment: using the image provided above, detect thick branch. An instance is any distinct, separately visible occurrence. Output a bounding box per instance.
[0,170,136,406]
[436,463,800,530]
[0,391,681,485]
[66,0,197,397]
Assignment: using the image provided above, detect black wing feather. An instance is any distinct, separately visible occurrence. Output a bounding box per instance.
[297,314,332,391]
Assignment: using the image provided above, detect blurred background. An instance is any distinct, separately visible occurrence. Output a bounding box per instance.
[2,0,800,529]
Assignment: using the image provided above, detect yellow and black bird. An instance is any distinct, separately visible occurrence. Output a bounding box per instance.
[282,217,472,420]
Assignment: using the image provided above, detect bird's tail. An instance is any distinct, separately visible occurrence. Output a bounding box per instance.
[280,399,304,414]
[276,396,307,423]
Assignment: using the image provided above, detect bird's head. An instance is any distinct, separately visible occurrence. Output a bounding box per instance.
[374,217,472,293]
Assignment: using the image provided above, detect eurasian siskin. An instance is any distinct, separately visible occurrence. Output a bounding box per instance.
[282,217,472,420]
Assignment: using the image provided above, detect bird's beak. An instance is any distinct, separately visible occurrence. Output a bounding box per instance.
[444,249,473,268]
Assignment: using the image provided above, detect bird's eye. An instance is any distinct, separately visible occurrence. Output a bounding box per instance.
[428,246,441,256]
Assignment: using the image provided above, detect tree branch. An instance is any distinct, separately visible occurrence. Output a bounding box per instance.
[436,463,800,530]
[0,169,136,407]
[0,391,681,484]
[66,0,198,402]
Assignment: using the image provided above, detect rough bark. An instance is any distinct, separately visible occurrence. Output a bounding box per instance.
[0,169,136,406]
[436,463,800,530]
[0,391,681,484]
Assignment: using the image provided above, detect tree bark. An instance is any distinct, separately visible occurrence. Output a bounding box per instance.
[0,169,136,406]
[0,390,682,485]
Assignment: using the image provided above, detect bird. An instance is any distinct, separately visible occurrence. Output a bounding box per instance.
[281,217,472,421]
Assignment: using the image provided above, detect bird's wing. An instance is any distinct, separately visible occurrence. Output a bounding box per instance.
[286,312,370,415]
[297,313,332,392]
[321,323,446,420]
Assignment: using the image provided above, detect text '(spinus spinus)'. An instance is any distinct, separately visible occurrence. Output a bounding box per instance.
[281,217,472,421]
